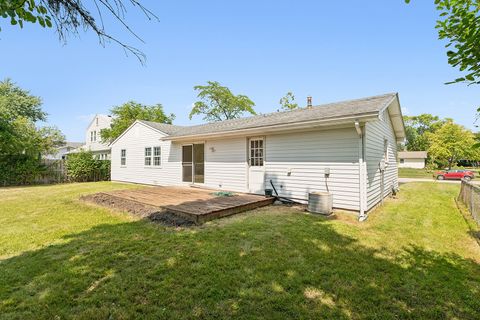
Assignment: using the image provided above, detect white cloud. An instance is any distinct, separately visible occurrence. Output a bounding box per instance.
[401,107,409,115]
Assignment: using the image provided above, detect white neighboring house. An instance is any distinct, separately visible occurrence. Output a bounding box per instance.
[398,151,427,169]
[109,93,406,218]
[71,114,113,160]
[44,142,84,160]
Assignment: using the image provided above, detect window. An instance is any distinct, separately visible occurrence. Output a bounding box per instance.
[153,146,161,166]
[93,131,97,142]
[90,131,94,142]
[400,159,404,164]
[121,149,126,166]
[145,147,152,166]
[249,138,264,166]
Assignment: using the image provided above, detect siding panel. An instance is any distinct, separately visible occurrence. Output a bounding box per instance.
[365,110,399,210]
[111,123,181,185]
[265,128,361,211]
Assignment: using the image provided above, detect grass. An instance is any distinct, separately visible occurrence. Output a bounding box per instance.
[1,182,480,319]
[398,167,435,179]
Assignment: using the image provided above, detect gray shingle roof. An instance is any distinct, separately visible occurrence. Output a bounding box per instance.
[141,93,398,138]
[138,120,185,135]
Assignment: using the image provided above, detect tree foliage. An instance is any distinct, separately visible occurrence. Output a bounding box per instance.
[278,91,299,111]
[406,0,480,85]
[190,81,256,122]
[100,101,175,143]
[0,0,158,63]
[65,150,110,182]
[403,114,445,151]
[0,78,64,156]
[427,119,479,168]
[0,78,65,185]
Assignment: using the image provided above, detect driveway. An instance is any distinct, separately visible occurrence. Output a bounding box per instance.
[398,177,480,185]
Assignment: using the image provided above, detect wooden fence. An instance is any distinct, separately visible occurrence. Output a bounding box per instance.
[458,180,480,225]
[36,159,68,184]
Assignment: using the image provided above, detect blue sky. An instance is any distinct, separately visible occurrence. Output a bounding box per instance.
[1,1,479,141]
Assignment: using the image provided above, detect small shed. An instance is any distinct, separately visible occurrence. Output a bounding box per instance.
[398,151,427,169]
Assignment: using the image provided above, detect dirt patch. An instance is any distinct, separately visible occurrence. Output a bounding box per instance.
[81,193,196,227]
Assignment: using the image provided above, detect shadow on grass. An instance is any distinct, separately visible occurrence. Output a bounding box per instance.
[1,216,479,319]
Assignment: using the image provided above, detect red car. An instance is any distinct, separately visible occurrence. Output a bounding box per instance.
[434,169,475,181]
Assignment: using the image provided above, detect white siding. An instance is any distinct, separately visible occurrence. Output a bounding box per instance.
[111,123,181,185]
[399,158,425,169]
[204,138,248,192]
[365,110,398,210]
[85,115,112,152]
[265,128,361,211]
[111,124,366,212]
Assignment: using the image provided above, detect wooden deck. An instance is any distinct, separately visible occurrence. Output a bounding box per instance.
[100,186,274,224]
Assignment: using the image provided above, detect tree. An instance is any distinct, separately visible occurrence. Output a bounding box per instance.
[0,78,65,185]
[278,91,299,111]
[100,101,175,143]
[0,78,64,155]
[427,120,479,168]
[0,0,158,63]
[189,81,256,122]
[403,114,445,151]
[406,0,480,85]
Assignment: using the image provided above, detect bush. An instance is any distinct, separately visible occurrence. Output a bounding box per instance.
[65,151,110,182]
[0,155,48,186]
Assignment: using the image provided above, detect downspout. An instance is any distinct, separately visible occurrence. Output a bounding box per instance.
[355,120,367,222]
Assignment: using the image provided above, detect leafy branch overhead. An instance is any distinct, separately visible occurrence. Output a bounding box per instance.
[406,0,480,85]
[0,0,158,63]
[190,81,256,122]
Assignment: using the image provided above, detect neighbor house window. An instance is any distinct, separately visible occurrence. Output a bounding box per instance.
[121,149,126,166]
[153,146,161,166]
[145,147,152,166]
[94,131,97,142]
[400,159,404,164]
[249,138,264,166]
[90,131,94,142]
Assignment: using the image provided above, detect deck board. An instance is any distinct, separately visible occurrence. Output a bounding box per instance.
[102,186,274,224]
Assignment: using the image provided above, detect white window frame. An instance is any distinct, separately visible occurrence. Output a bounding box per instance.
[249,137,264,167]
[120,149,126,166]
[153,146,161,167]
[145,147,152,166]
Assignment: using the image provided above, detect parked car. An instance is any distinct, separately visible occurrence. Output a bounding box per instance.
[434,170,475,181]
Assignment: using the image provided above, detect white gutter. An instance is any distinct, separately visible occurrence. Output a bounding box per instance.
[355,120,368,222]
[164,113,379,141]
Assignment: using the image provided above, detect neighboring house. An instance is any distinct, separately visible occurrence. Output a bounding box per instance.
[44,142,84,160]
[398,151,427,169]
[109,93,406,218]
[71,114,113,160]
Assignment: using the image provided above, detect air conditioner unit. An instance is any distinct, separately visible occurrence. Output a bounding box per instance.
[307,192,333,215]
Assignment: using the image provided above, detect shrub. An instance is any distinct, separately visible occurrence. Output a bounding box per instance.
[65,151,110,182]
[0,155,48,186]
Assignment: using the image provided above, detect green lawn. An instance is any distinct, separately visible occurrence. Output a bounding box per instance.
[398,167,435,179]
[1,182,480,319]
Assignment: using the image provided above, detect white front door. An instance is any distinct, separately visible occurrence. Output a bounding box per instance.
[248,137,265,194]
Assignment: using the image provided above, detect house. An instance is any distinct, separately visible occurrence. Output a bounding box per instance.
[71,114,113,159]
[44,142,84,160]
[109,93,406,219]
[398,151,427,169]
